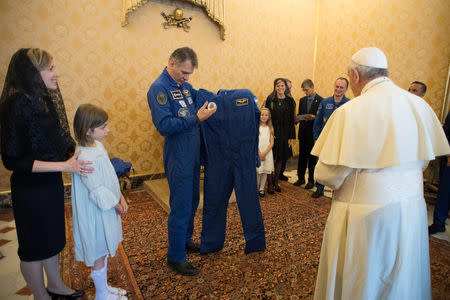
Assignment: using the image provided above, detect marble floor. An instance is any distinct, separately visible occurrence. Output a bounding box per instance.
[1,171,448,299]
[0,213,33,300]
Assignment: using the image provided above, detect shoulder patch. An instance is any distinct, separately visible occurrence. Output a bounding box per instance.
[156,92,167,105]
[235,98,248,106]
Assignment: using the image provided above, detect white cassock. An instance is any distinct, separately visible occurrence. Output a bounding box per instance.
[311,77,450,300]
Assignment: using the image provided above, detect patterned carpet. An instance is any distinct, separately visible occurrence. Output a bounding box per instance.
[61,181,450,299]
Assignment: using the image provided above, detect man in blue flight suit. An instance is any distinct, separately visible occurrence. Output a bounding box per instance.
[312,77,350,198]
[147,47,216,276]
[429,110,450,234]
[196,89,266,254]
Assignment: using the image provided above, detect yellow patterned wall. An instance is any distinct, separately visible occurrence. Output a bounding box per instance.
[0,0,316,190]
[314,0,450,116]
[1,0,449,190]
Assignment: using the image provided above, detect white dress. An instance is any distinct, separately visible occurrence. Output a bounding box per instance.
[310,77,450,300]
[313,161,431,300]
[71,141,123,267]
[257,126,274,174]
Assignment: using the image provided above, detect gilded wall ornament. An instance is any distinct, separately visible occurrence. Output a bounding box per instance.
[121,0,226,40]
[161,8,192,32]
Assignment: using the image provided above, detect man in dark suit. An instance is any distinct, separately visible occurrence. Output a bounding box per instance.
[293,79,323,189]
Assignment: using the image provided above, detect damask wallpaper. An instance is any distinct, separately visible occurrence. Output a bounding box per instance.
[0,0,316,189]
[314,0,450,115]
[0,0,449,190]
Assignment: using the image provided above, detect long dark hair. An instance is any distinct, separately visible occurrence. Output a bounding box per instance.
[0,48,75,160]
[270,78,290,99]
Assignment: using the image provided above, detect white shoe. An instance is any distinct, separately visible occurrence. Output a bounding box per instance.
[108,286,127,296]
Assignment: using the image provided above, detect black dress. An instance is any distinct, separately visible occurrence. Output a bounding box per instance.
[1,92,74,261]
[265,95,296,161]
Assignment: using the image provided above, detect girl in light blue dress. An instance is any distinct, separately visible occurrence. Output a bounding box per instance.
[71,104,128,300]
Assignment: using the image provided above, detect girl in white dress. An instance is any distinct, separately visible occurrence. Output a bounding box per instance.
[71,104,128,300]
[257,107,275,197]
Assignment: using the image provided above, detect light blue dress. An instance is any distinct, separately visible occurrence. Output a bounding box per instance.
[71,141,123,267]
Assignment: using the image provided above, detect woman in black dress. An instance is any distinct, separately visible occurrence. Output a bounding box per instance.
[0,48,93,299]
[265,78,296,193]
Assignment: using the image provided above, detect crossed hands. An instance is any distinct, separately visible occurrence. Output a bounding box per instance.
[259,152,266,161]
[115,194,129,216]
[295,114,315,123]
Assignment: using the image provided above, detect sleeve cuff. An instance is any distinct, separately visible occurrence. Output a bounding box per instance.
[4,156,35,173]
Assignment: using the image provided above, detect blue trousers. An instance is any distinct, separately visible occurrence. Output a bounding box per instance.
[316,183,324,192]
[164,129,200,262]
[200,154,266,254]
[433,157,450,228]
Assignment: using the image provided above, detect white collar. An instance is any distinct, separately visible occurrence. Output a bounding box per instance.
[361,77,391,94]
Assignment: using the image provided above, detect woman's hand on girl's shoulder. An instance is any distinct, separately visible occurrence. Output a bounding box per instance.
[65,151,94,177]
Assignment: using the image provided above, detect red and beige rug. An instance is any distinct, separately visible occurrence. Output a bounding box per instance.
[60,182,450,299]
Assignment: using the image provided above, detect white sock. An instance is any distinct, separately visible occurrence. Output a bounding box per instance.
[259,173,267,192]
[90,262,108,300]
[103,256,127,296]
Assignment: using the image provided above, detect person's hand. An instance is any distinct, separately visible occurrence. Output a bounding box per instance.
[119,194,128,215]
[295,115,307,122]
[115,202,123,215]
[288,139,293,147]
[447,156,450,167]
[197,101,217,122]
[307,114,315,120]
[259,153,266,161]
[65,152,94,177]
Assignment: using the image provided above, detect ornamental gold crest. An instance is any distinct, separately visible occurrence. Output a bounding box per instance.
[161,8,192,32]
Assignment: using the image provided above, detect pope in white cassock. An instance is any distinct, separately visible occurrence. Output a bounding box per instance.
[311,47,450,300]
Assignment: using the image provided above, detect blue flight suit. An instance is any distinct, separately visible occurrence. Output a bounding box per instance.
[313,95,350,192]
[196,89,266,254]
[147,67,200,263]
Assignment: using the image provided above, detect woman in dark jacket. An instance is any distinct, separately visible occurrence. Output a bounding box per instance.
[265,78,296,193]
[0,48,93,299]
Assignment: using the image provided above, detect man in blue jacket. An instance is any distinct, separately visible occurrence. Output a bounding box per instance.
[147,47,216,276]
[312,77,350,198]
[429,110,450,234]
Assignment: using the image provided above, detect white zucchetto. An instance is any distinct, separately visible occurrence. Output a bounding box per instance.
[351,47,388,69]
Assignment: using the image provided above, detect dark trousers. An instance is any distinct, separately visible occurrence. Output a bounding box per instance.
[280,160,287,175]
[297,138,317,183]
[433,157,450,228]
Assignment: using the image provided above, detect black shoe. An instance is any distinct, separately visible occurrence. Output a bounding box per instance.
[311,190,324,198]
[428,224,445,235]
[167,260,199,276]
[259,191,265,197]
[279,174,289,181]
[47,289,84,299]
[293,179,305,186]
[267,188,274,195]
[274,185,282,192]
[186,242,200,253]
[304,182,315,189]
